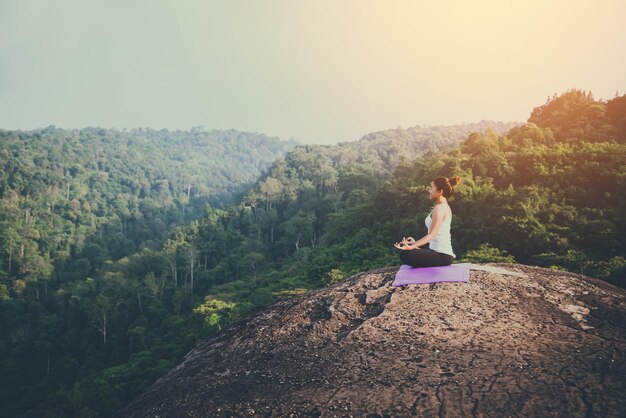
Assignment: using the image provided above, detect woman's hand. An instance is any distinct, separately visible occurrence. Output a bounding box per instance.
[393,241,407,250]
[394,237,419,250]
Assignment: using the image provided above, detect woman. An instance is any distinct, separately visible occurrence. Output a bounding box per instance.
[394,176,461,267]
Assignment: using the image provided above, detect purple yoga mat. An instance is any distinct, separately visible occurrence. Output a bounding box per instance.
[392,263,471,286]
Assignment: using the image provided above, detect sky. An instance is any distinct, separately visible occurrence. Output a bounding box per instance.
[1,0,624,145]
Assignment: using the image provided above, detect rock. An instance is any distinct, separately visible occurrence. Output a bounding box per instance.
[120,263,626,417]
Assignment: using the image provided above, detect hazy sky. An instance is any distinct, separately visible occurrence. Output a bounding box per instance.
[1,0,624,144]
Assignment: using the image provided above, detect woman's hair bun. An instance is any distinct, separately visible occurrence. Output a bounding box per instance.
[449,175,461,187]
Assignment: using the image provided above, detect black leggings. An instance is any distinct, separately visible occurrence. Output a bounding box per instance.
[399,247,454,267]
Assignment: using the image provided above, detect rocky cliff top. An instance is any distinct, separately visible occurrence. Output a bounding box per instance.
[121,263,626,417]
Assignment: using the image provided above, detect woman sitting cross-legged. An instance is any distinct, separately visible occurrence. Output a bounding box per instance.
[394,175,460,267]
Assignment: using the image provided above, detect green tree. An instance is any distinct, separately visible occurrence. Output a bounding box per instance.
[193,296,238,331]
[459,243,515,263]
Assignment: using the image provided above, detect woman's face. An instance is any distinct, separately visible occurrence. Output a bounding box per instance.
[428,181,441,200]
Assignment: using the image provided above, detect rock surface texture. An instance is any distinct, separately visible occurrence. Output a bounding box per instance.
[121,263,626,417]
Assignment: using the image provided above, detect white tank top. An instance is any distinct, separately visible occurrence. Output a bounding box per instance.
[424,205,456,257]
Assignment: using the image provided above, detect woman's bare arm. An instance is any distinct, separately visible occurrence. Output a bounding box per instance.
[407,207,445,249]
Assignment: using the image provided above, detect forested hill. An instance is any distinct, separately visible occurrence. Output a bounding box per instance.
[350,120,519,164]
[0,126,297,274]
[1,125,298,207]
[355,120,518,161]
[251,121,518,202]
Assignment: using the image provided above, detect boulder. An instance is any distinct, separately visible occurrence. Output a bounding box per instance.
[121,263,626,417]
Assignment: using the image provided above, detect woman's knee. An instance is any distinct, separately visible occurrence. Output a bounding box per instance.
[440,254,453,266]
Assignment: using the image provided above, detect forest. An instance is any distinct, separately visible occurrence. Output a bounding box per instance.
[1,90,625,417]
[0,126,297,416]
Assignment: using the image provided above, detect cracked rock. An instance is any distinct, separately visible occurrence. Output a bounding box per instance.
[120,263,626,418]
